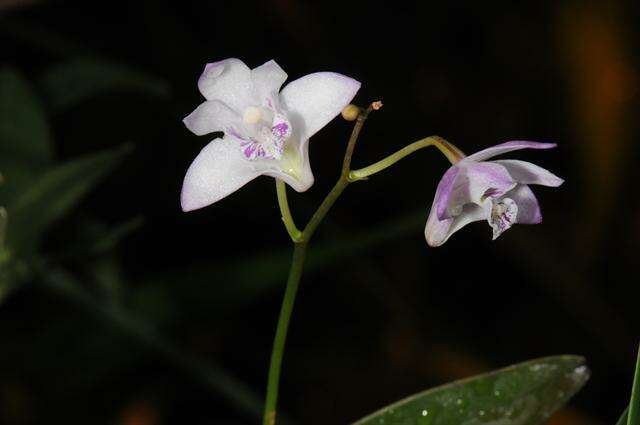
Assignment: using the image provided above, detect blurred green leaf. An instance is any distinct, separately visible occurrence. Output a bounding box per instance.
[54,216,144,261]
[0,67,53,166]
[89,216,144,254]
[628,346,640,425]
[352,356,589,425]
[0,256,30,306]
[135,211,424,320]
[38,266,270,423]
[0,207,7,251]
[6,144,132,255]
[1,20,88,57]
[39,58,171,112]
[618,407,630,425]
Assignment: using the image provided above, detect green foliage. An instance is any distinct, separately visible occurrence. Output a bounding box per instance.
[0,206,7,251]
[39,58,171,112]
[0,63,137,304]
[0,68,53,164]
[0,68,53,199]
[135,211,424,321]
[0,56,269,423]
[5,144,131,255]
[627,346,640,425]
[352,356,589,425]
[39,267,268,423]
[618,407,630,425]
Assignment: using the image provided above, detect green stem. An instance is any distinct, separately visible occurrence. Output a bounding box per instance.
[265,105,464,424]
[276,179,302,242]
[349,135,464,181]
[264,103,376,425]
[303,107,370,239]
[628,345,640,425]
[263,242,307,425]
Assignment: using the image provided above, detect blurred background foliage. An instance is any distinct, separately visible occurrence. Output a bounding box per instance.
[0,0,639,424]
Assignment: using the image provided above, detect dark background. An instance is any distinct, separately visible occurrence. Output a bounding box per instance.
[1,0,639,424]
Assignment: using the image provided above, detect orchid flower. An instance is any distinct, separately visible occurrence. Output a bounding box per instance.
[180,58,361,211]
[425,141,564,247]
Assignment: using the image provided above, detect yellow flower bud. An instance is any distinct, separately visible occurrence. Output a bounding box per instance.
[341,104,360,121]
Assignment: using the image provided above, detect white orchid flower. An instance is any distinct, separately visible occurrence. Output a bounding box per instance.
[180,58,361,211]
[425,141,564,247]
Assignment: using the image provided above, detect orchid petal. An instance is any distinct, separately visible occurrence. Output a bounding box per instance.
[197,58,252,112]
[280,72,360,140]
[181,137,262,211]
[464,141,557,162]
[425,203,487,247]
[251,60,287,102]
[492,159,564,187]
[434,166,461,219]
[507,184,542,224]
[439,162,516,219]
[183,100,239,136]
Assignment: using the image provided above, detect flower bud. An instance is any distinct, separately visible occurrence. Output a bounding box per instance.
[341,104,360,121]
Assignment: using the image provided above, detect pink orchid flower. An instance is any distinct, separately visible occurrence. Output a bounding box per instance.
[425,141,564,247]
[180,58,360,212]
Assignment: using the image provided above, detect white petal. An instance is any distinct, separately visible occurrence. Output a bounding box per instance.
[425,203,486,247]
[492,159,564,187]
[507,184,542,224]
[197,58,253,112]
[183,100,239,136]
[181,137,262,211]
[251,60,287,102]
[280,72,361,140]
[464,141,557,162]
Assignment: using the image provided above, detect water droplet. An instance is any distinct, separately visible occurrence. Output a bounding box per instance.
[529,364,545,372]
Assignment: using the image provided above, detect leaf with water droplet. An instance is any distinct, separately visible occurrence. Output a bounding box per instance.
[352,356,589,425]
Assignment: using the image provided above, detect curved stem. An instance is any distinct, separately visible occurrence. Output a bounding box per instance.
[276,179,302,242]
[349,135,464,181]
[263,103,376,425]
[303,106,372,239]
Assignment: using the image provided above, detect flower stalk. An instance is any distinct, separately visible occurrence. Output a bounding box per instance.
[264,102,377,425]
[349,135,465,181]
[263,241,307,425]
[275,179,302,242]
[265,102,462,424]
